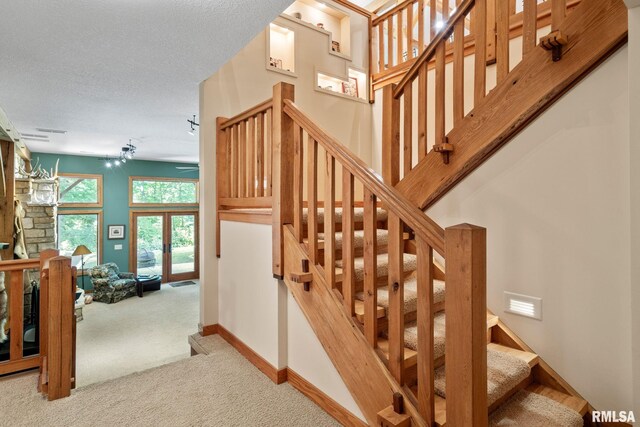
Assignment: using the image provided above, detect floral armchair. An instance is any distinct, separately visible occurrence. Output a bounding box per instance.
[90,263,137,304]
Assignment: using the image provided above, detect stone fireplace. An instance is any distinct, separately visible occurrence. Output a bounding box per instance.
[14,178,58,259]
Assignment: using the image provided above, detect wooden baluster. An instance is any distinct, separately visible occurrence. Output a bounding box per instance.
[293,124,304,243]
[342,171,355,316]
[307,138,319,265]
[382,84,400,186]
[416,240,434,423]
[388,213,405,384]
[486,0,496,65]
[379,23,385,72]
[256,112,265,197]
[403,85,413,177]
[418,0,425,53]
[406,2,413,60]
[9,270,24,361]
[474,0,487,105]
[442,0,450,20]
[272,82,295,279]
[388,16,394,68]
[509,0,517,16]
[226,127,232,196]
[248,116,256,197]
[418,63,428,161]
[430,0,437,40]
[453,0,465,125]
[397,11,403,65]
[363,188,378,346]
[239,120,247,198]
[38,249,58,394]
[552,0,566,31]
[266,108,273,197]
[216,117,230,257]
[445,224,488,426]
[231,124,238,198]
[522,0,537,57]
[324,153,336,287]
[434,42,446,161]
[496,0,510,83]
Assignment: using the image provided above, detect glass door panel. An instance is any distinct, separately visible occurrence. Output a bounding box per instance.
[135,215,164,278]
[168,214,198,281]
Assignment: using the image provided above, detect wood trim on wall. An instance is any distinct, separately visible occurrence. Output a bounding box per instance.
[128,176,199,208]
[57,172,104,208]
[287,369,367,427]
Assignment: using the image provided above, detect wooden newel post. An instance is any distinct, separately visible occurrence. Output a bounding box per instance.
[272,82,295,279]
[46,256,75,401]
[444,224,487,427]
[216,116,229,258]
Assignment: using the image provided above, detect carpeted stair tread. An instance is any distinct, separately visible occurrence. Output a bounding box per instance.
[318,229,389,250]
[354,277,445,315]
[336,253,417,281]
[434,348,532,407]
[489,389,584,427]
[303,207,388,224]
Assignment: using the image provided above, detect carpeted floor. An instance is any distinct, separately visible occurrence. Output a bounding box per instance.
[0,335,339,427]
[76,281,199,387]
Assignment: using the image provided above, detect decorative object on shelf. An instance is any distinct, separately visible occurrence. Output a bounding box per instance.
[331,41,340,53]
[108,224,125,240]
[187,115,199,136]
[17,157,57,180]
[316,23,324,30]
[72,244,92,289]
[0,242,8,344]
[293,12,302,19]
[342,78,358,98]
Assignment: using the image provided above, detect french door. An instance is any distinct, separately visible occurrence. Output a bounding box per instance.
[130,211,199,283]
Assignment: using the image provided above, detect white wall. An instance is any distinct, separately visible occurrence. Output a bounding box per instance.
[218,221,286,368]
[426,48,632,412]
[626,0,640,415]
[287,292,366,421]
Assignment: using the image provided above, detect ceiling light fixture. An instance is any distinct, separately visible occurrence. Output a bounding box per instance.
[105,158,113,168]
[187,115,199,136]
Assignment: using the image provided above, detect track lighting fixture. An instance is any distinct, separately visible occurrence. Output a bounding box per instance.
[187,115,199,136]
[105,140,138,168]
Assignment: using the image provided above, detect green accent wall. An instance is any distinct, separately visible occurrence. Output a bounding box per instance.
[33,152,198,288]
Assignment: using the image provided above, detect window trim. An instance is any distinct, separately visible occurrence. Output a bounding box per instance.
[57,173,104,208]
[56,209,103,274]
[128,176,199,208]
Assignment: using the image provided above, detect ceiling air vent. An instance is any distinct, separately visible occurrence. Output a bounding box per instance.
[35,128,67,134]
[503,291,542,320]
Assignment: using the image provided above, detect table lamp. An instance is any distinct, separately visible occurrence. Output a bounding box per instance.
[72,245,92,289]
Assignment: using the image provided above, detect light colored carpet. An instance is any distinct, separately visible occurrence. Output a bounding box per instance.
[318,229,389,250]
[434,349,532,406]
[303,207,388,224]
[76,281,199,387]
[0,335,339,427]
[356,278,445,315]
[402,312,446,359]
[336,253,417,281]
[489,390,584,426]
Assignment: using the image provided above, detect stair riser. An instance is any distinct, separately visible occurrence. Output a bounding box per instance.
[302,220,388,235]
[318,244,390,260]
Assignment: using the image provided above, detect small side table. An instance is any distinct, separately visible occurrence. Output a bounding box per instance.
[135,275,162,298]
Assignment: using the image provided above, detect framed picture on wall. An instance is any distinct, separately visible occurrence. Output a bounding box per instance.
[108,224,125,240]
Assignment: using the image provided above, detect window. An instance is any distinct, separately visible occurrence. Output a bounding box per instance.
[58,173,103,207]
[56,211,102,271]
[129,177,199,206]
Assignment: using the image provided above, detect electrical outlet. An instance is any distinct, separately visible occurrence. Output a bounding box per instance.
[114,244,123,250]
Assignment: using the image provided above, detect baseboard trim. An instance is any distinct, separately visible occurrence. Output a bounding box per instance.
[287,369,366,427]
[199,323,219,337]
[216,325,287,385]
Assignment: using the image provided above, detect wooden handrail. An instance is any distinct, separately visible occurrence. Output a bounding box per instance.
[0,258,40,271]
[393,0,475,98]
[283,99,445,255]
[372,0,415,26]
[220,99,273,130]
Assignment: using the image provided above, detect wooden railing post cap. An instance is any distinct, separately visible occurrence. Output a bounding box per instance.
[274,81,295,97]
[445,223,486,232]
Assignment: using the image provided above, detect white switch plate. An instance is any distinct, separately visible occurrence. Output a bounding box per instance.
[114,244,123,250]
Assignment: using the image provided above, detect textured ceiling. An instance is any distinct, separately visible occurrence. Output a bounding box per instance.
[0,0,293,163]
